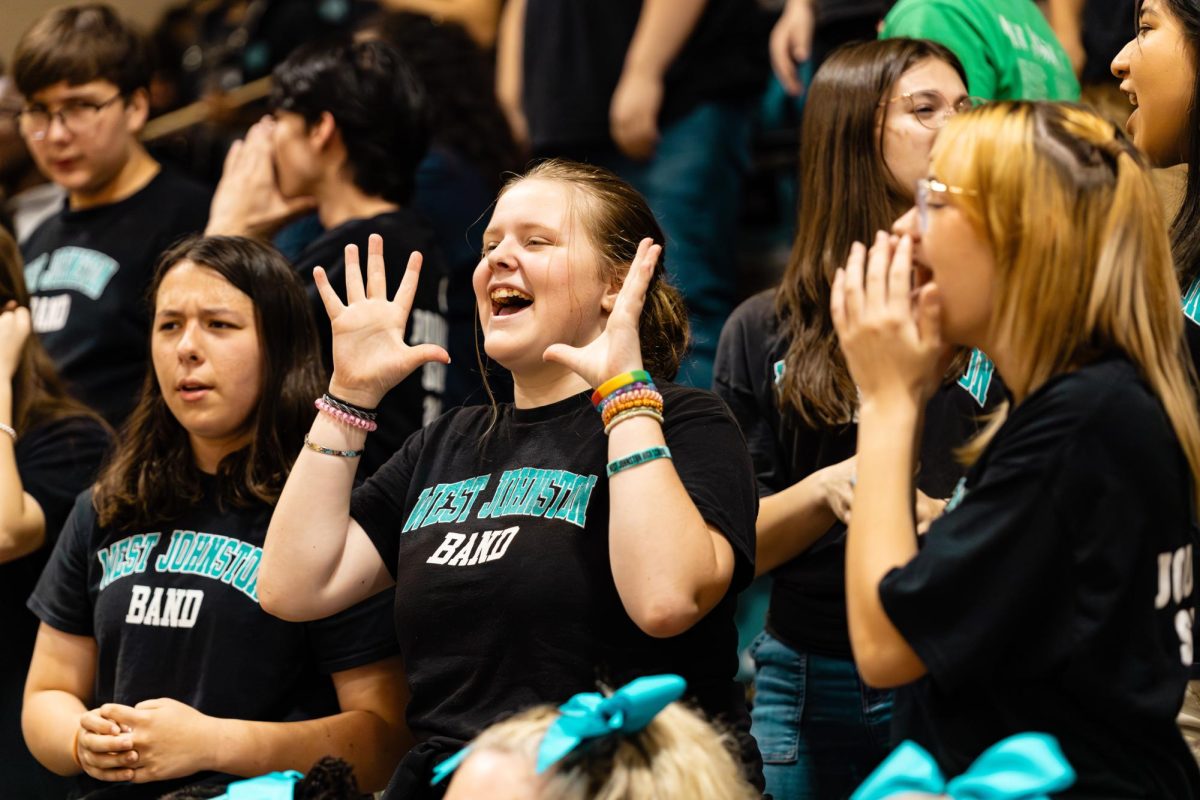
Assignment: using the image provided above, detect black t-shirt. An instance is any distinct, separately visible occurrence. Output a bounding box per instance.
[815,0,894,25]
[20,168,211,426]
[28,481,400,799]
[880,357,1200,798]
[522,0,770,150]
[349,383,760,774]
[293,210,450,477]
[713,290,1003,658]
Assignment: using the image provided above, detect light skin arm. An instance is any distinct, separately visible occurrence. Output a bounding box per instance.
[545,240,735,638]
[259,237,450,621]
[755,459,849,576]
[379,0,501,48]
[769,0,817,96]
[0,305,47,564]
[495,0,528,149]
[830,233,937,688]
[1045,0,1087,77]
[610,0,708,159]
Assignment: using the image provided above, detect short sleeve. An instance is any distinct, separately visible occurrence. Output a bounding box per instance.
[27,490,98,636]
[17,416,111,548]
[882,3,998,99]
[713,294,792,497]
[305,588,400,674]
[663,387,759,593]
[349,426,427,579]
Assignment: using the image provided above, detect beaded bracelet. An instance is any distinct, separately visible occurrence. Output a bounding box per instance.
[607,445,672,478]
[601,393,664,427]
[0,422,15,443]
[323,393,378,421]
[315,397,379,432]
[304,434,364,459]
[591,370,653,409]
[604,407,665,435]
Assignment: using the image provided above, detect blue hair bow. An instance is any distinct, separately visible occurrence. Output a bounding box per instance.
[851,734,1075,800]
[431,674,687,785]
[213,770,302,800]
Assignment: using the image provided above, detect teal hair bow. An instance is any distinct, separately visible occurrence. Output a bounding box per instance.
[851,734,1076,800]
[213,770,302,800]
[431,674,687,785]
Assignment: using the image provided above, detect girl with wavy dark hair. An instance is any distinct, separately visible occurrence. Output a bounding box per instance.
[0,227,110,798]
[713,38,999,799]
[22,236,408,800]
[259,159,762,799]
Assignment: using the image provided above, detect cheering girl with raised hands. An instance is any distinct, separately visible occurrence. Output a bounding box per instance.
[831,101,1200,796]
[259,160,760,798]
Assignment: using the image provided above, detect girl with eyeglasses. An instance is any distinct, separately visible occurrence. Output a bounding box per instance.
[835,100,1200,797]
[712,37,996,800]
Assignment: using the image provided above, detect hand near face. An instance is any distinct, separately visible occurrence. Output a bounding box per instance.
[831,232,946,409]
[315,234,451,408]
[75,705,137,782]
[206,117,316,238]
[609,70,663,161]
[101,698,220,783]
[543,238,658,388]
[0,301,31,382]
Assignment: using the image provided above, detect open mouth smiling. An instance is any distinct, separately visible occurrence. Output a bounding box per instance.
[490,287,534,317]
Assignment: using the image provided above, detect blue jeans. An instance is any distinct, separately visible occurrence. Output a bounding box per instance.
[601,101,753,389]
[751,631,893,800]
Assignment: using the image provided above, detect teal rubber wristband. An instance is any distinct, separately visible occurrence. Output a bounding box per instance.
[606,445,672,478]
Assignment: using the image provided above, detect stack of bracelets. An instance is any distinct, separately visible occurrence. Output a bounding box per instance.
[304,393,379,458]
[592,370,672,478]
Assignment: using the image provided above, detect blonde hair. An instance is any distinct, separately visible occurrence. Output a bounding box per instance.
[458,702,757,800]
[934,102,1200,502]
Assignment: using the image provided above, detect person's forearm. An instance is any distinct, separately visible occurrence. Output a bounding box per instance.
[260,411,366,619]
[382,0,500,47]
[23,689,86,776]
[214,709,402,791]
[623,0,708,79]
[0,382,46,564]
[844,399,921,677]
[756,478,837,576]
[495,0,525,110]
[1044,0,1085,34]
[607,416,730,638]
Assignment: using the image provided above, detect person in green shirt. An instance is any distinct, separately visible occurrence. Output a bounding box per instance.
[881,0,1082,100]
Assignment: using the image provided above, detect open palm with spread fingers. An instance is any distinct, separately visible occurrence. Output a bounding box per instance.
[831,232,945,406]
[314,234,450,408]
[543,238,659,388]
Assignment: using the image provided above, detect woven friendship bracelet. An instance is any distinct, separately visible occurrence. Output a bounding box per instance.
[315,397,379,432]
[604,407,665,435]
[304,434,364,459]
[606,445,672,477]
[323,392,378,421]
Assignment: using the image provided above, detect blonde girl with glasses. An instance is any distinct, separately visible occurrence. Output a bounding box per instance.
[834,101,1200,797]
[713,37,998,800]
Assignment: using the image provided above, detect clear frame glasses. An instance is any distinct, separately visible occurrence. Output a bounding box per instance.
[916,178,978,232]
[881,91,985,130]
[17,92,123,141]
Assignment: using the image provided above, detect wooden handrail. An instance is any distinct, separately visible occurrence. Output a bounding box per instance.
[140,75,272,141]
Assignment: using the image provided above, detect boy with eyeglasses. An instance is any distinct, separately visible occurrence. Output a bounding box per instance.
[14,4,210,426]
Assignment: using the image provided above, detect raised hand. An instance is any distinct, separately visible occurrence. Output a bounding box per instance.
[315,234,450,408]
[543,238,660,388]
[0,301,31,382]
[831,232,945,408]
[205,117,317,238]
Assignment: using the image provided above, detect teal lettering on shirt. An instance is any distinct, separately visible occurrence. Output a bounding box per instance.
[958,349,995,408]
[97,533,162,591]
[149,530,263,602]
[1184,275,1200,326]
[24,247,119,299]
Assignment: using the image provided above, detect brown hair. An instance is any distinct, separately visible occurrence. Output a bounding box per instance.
[94,236,324,530]
[13,4,152,98]
[934,102,1200,503]
[776,38,966,427]
[495,159,690,380]
[0,229,102,434]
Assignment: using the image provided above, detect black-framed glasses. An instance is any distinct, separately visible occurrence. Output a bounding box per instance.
[916,178,978,232]
[17,92,124,140]
[881,91,985,130]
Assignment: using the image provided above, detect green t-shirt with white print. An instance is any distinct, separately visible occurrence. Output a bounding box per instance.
[881,0,1082,101]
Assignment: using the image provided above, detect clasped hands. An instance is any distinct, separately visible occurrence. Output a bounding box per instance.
[74,698,220,783]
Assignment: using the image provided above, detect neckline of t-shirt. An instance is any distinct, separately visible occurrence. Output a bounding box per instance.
[59,169,167,220]
[509,390,593,424]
